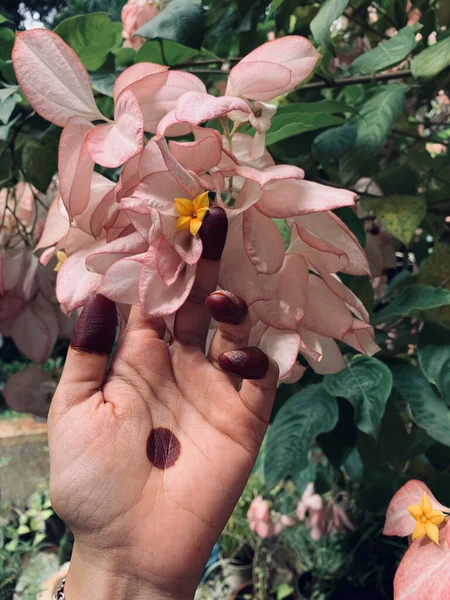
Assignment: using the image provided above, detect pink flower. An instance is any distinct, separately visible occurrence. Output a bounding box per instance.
[384,480,450,600]
[247,496,296,539]
[121,0,160,50]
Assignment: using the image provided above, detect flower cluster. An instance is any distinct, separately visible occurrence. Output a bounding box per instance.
[11,30,379,381]
[247,495,296,539]
[384,480,450,599]
[296,483,354,540]
[121,0,160,50]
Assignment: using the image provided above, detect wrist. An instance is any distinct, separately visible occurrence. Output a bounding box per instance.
[64,543,194,600]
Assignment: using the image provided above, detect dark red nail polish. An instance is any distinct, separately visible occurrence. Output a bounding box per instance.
[70,294,117,355]
[206,291,248,325]
[218,347,269,380]
[147,427,181,469]
[200,206,228,261]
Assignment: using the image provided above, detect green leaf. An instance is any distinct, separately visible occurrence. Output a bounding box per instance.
[136,39,200,66]
[0,28,14,61]
[418,243,450,327]
[268,0,287,18]
[313,124,357,162]
[411,35,450,78]
[418,323,450,403]
[266,112,343,146]
[292,462,316,495]
[0,15,10,24]
[21,127,60,192]
[135,0,205,50]
[360,194,426,246]
[264,384,338,490]
[0,141,12,184]
[392,362,450,447]
[372,285,450,325]
[274,100,356,115]
[54,13,118,71]
[90,72,116,97]
[0,86,20,125]
[349,25,419,75]
[339,85,405,183]
[310,0,349,52]
[112,47,136,69]
[324,356,392,437]
[277,584,295,600]
[274,218,291,251]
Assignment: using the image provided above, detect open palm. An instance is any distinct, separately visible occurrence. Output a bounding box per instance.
[48,256,278,599]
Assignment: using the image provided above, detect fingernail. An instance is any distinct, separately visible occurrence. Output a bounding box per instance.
[218,347,269,380]
[200,206,228,261]
[206,291,248,325]
[70,294,117,355]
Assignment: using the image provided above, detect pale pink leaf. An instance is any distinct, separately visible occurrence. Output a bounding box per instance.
[35,195,69,251]
[258,326,301,379]
[113,62,169,99]
[58,116,95,219]
[298,327,346,375]
[243,207,285,275]
[12,29,102,126]
[85,90,144,168]
[74,172,116,235]
[86,231,148,275]
[169,128,222,174]
[4,365,53,418]
[99,254,145,305]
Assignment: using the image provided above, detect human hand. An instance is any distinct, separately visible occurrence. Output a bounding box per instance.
[48,212,278,600]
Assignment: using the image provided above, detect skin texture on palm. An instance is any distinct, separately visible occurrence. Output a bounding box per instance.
[47,210,279,600]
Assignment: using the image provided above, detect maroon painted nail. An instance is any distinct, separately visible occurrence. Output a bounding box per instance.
[218,347,269,380]
[200,206,228,261]
[206,291,248,325]
[70,294,117,355]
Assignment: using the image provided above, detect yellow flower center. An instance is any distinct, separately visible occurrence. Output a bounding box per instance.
[407,491,445,544]
[175,191,210,237]
[54,250,67,272]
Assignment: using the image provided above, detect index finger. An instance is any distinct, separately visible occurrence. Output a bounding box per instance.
[173,206,228,349]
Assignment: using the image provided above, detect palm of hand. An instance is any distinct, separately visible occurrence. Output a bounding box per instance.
[49,327,271,591]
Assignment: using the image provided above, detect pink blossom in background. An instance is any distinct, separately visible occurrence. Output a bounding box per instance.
[384,480,450,600]
[11,29,380,386]
[3,365,58,418]
[121,0,160,50]
[247,495,295,539]
[296,484,354,540]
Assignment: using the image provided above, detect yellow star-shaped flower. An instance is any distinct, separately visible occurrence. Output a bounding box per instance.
[54,250,67,272]
[408,492,445,544]
[175,192,210,236]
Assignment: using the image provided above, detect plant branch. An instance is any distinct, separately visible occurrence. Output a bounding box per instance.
[392,127,449,146]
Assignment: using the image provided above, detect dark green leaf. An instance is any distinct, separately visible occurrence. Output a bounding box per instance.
[21,127,60,192]
[339,85,405,183]
[338,275,373,315]
[411,36,450,78]
[317,397,357,466]
[274,219,291,251]
[324,356,392,437]
[342,446,364,480]
[360,195,426,246]
[0,28,14,62]
[54,13,118,71]
[0,142,12,185]
[268,0,287,18]
[313,124,357,162]
[418,323,450,403]
[112,47,136,69]
[136,39,200,66]
[372,285,450,325]
[264,384,338,490]
[374,164,418,195]
[135,0,205,50]
[334,206,366,246]
[0,87,20,125]
[349,25,419,75]
[310,0,349,52]
[275,100,355,115]
[392,362,450,446]
[266,112,343,146]
[292,462,316,495]
[90,72,116,97]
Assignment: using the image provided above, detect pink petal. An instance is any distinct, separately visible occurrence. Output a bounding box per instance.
[35,195,69,252]
[124,70,206,134]
[342,320,379,356]
[85,90,144,168]
[113,62,169,99]
[259,326,301,380]
[226,36,320,101]
[58,116,95,219]
[169,127,222,174]
[99,254,145,305]
[258,180,356,219]
[56,241,104,312]
[243,207,285,275]
[281,361,307,384]
[156,236,184,286]
[74,172,116,235]
[174,230,203,265]
[219,212,278,305]
[157,92,251,135]
[319,270,369,323]
[394,525,450,600]
[12,29,102,127]
[384,480,449,538]
[226,133,275,170]
[298,327,346,374]
[139,246,196,316]
[86,231,148,275]
[253,253,308,330]
[288,212,370,276]
[11,292,58,363]
[154,136,203,198]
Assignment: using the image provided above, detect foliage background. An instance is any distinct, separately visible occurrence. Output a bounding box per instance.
[0,0,450,597]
